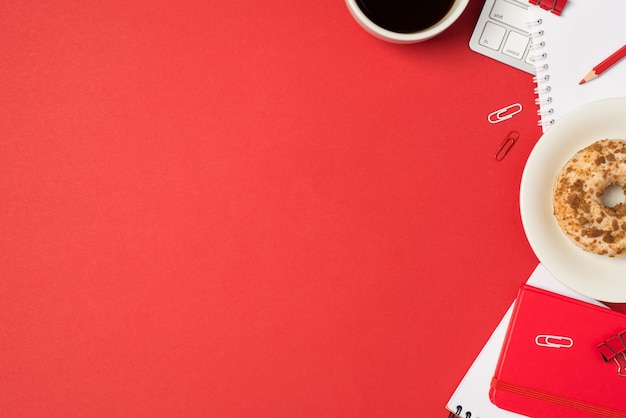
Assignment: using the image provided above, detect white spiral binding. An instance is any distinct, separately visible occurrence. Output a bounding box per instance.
[528,17,554,128]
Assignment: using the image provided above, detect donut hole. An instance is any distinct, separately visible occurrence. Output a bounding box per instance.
[601,183,626,208]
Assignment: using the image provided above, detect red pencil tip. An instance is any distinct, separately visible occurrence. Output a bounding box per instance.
[579,79,585,85]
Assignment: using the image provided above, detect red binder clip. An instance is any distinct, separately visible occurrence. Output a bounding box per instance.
[529,0,568,16]
[596,330,626,377]
[551,0,568,15]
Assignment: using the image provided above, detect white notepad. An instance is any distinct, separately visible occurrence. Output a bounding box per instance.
[530,1,626,132]
[445,264,607,418]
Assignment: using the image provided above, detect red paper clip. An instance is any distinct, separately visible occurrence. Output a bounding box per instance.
[494,131,519,162]
[596,330,626,377]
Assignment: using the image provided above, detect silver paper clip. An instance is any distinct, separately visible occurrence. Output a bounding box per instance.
[488,103,522,124]
[535,334,574,349]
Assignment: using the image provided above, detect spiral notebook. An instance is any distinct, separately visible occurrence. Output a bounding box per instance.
[490,285,626,417]
[530,0,626,132]
[445,264,607,418]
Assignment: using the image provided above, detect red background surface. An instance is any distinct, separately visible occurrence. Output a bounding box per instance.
[2,0,611,416]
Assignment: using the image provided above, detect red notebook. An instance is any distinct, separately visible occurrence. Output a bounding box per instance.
[490,285,626,417]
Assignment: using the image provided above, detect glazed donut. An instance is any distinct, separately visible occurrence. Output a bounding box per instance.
[553,139,626,257]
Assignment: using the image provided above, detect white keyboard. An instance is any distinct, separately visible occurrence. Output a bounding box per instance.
[469,0,535,74]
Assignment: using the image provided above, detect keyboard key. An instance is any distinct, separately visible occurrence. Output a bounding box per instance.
[525,48,536,66]
[490,0,529,33]
[502,31,529,59]
[468,0,535,74]
[479,21,506,51]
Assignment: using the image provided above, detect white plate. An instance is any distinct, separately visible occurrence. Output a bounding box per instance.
[520,98,626,302]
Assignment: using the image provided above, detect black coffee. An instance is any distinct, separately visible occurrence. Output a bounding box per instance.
[355,0,456,34]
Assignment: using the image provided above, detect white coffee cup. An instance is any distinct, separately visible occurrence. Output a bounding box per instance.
[345,0,470,44]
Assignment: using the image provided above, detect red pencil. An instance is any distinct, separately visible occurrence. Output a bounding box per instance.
[580,44,626,84]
